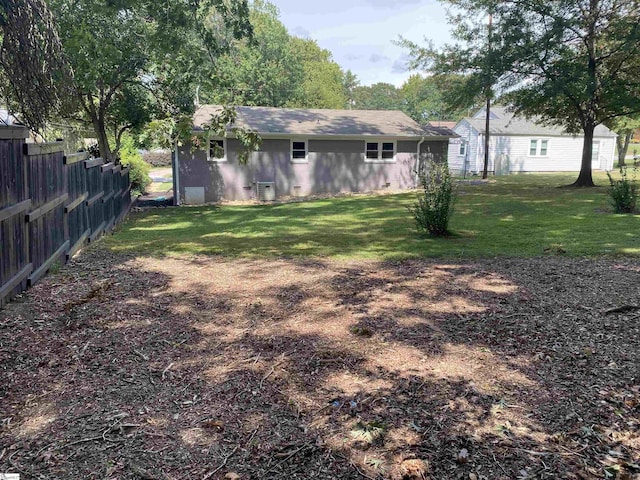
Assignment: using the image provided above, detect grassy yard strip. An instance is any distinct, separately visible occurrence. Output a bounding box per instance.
[106,172,640,259]
[145,181,173,193]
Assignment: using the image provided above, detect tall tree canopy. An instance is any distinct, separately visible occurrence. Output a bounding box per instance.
[0,0,75,131]
[290,37,347,109]
[403,0,640,186]
[207,0,303,107]
[0,0,253,161]
[353,82,403,111]
[206,0,347,109]
[400,74,469,123]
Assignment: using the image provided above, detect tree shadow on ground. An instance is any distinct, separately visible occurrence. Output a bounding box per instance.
[1,249,639,479]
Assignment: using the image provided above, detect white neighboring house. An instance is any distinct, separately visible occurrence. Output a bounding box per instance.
[448,106,617,176]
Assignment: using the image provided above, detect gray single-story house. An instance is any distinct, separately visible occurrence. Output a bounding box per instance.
[448,106,617,176]
[173,105,456,204]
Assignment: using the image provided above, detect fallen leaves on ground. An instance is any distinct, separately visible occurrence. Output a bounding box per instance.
[1,246,639,479]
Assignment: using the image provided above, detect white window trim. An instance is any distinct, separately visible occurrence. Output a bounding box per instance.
[591,140,601,162]
[528,138,550,157]
[364,140,397,163]
[207,138,228,162]
[458,141,466,157]
[290,139,309,163]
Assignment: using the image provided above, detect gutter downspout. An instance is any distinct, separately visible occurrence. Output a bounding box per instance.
[173,141,180,206]
[416,137,425,188]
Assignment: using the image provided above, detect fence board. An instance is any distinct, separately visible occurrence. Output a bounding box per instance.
[0,131,133,306]
[28,240,69,286]
[26,193,68,223]
[0,199,31,222]
[0,263,32,301]
[65,193,88,213]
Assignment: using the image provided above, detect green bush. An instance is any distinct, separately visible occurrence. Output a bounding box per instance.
[118,135,151,195]
[408,160,457,236]
[607,166,638,213]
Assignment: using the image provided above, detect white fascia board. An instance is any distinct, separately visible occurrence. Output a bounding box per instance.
[190,129,454,141]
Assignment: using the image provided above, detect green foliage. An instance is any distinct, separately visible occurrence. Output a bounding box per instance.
[402,0,640,186]
[342,70,360,108]
[45,0,253,161]
[400,74,470,123]
[408,160,457,236]
[607,116,640,166]
[607,166,638,214]
[290,37,347,109]
[117,135,151,195]
[205,0,304,107]
[206,1,347,109]
[200,106,262,164]
[353,82,402,111]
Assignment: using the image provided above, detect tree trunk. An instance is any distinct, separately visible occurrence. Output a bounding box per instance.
[483,96,490,179]
[572,123,596,187]
[91,113,114,162]
[616,131,632,167]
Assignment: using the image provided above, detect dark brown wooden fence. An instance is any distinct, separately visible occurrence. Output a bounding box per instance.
[0,126,132,306]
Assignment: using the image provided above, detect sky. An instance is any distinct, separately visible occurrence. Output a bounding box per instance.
[268,0,454,88]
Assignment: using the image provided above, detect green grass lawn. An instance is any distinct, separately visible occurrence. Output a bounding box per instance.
[627,143,640,157]
[145,181,173,193]
[106,172,640,260]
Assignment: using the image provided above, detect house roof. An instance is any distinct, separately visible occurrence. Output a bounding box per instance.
[193,105,456,139]
[429,121,458,130]
[463,106,616,138]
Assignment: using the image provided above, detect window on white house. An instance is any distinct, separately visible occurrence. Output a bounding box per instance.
[365,140,396,162]
[529,139,549,156]
[459,141,466,156]
[591,141,600,162]
[209,139,226,162]
[540,140,548,156]
[291,140,308,163]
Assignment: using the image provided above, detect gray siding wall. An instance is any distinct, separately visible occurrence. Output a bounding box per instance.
[178,137,449,203]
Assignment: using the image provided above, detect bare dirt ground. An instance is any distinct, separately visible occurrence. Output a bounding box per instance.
[1,248,640,479]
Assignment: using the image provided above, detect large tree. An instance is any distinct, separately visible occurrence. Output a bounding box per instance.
[607,115,640,166]
[353,82,403,111]
[205,0,304,107]
[0,0,253,161]
[403,0,640,186]
[342,70,360,109]
[290,37,347,109]
[400,74,470,123]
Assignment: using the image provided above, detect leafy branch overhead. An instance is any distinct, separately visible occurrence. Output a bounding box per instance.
[200,106,262,165]
[0,0,76,133]
[140,106,261,165]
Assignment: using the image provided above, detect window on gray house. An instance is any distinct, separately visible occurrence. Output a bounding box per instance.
[209,139,225,161]
[366,142,379,159]
[382,142,394,159]
[365,140,396,162]
[291,140,308,162]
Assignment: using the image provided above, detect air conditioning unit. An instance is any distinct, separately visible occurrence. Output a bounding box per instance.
[256,182,276,202]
